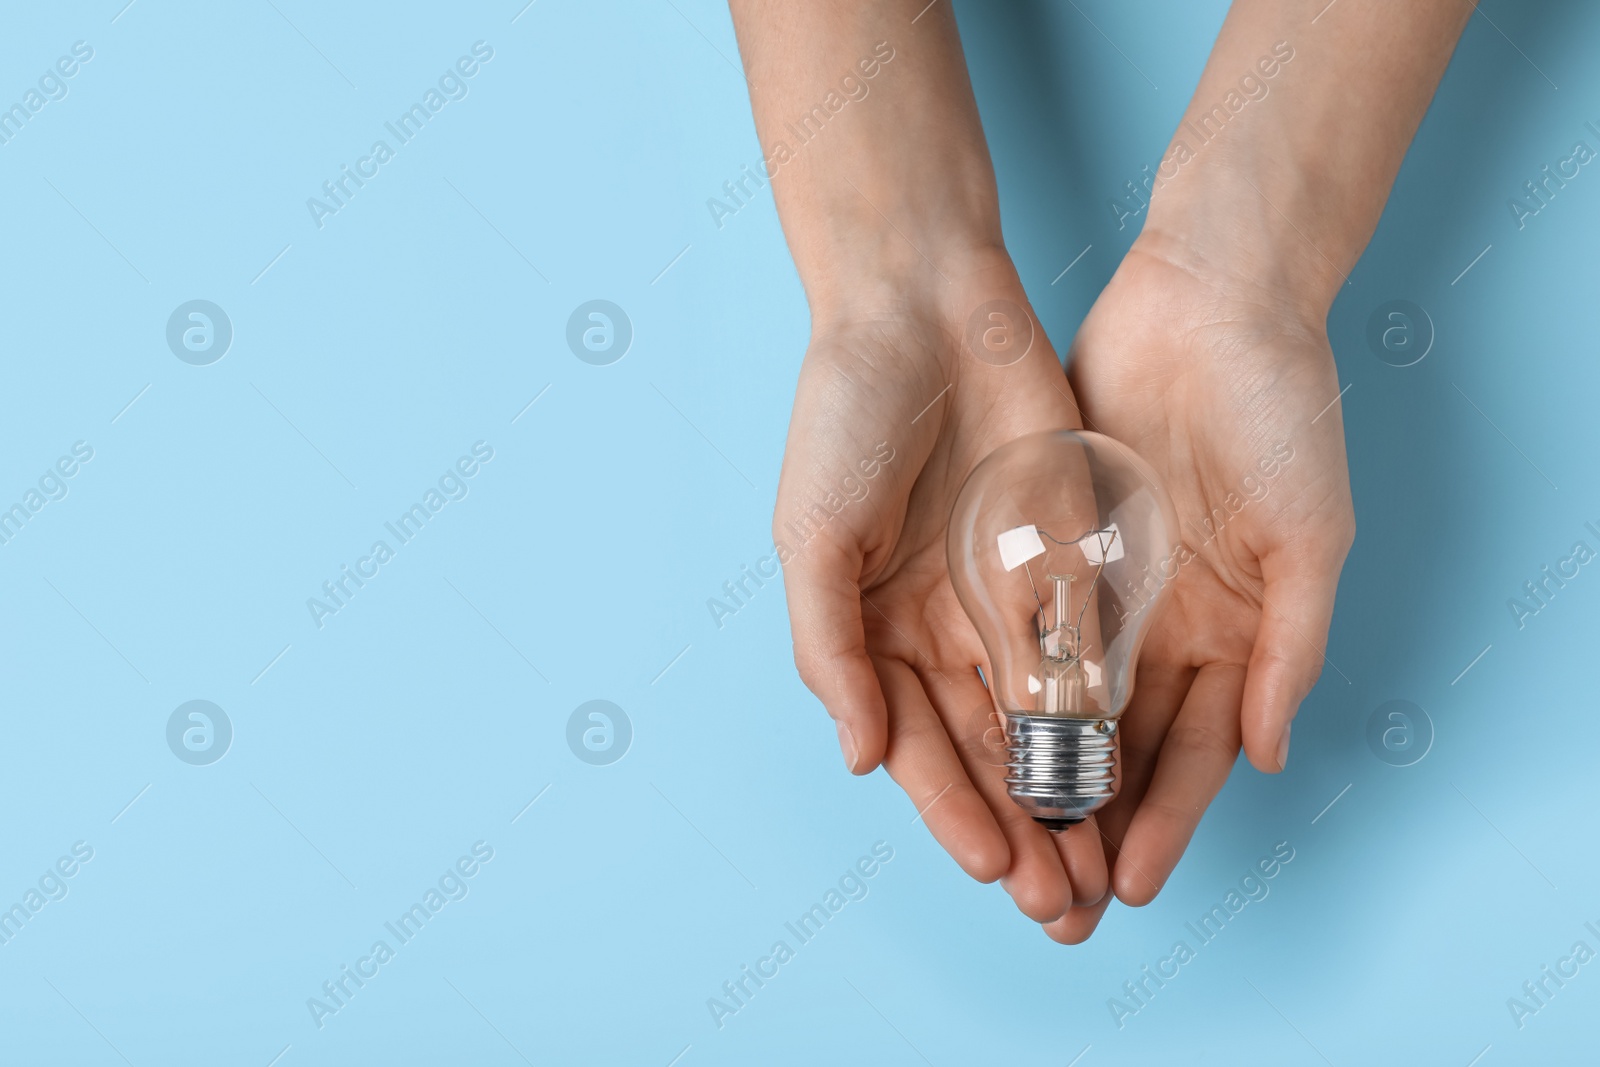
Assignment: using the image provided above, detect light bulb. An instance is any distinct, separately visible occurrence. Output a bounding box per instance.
[947,430,1179,831]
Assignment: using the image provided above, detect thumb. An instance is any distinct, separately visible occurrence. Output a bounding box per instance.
[1240,545,1346,773]
[779,538,888,774]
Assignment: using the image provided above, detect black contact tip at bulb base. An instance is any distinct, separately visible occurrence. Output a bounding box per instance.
[1003,715,1117,827]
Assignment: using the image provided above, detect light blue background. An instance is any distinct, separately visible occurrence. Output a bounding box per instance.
[1,1,1596,1063]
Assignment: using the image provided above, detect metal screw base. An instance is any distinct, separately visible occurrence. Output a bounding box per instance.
[1003,715,1117,830]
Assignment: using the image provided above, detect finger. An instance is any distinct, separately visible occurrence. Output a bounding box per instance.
[917,664,1075,924]
[1050,814,1108,907]
[779,538,888,774]
[1240,546,1346,773]
[875,657,1010,884]
[1040,664,1197,942]
[1102,661,1195,903]
[1114,663,1245,906]
[1043,784,1149,943]
[1110,661,1195,831]
[1043,888,1116,945]
[1042,689,1184,946]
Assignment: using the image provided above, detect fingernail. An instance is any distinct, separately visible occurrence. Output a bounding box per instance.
[837,721,859,771]
[1275,723,1292,771]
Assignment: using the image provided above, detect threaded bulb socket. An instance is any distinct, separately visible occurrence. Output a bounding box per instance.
[1003,715,1117,830]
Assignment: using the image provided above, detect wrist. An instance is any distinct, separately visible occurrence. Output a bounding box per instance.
[1139,153,1357,322]
[803,231,1015,330]
[785,174,1006,321]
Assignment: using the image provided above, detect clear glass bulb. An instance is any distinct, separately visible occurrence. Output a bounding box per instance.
[947,430,1180,830]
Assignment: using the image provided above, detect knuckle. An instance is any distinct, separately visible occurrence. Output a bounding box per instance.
[790,644,830,696]
[1142,793,1202,828]
[1257,641,1324,694]
[1120,730,1165,769]
[1301,658,1326,689]
[1332,512,1356,554]
[1164,722,1240,766]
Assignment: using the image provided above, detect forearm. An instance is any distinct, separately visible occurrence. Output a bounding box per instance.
[1141,0,1473,315]
[727,1,1003,313]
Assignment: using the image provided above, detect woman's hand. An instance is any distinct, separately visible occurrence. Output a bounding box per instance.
[1044,236,1355,942]
[775,251,1114,924]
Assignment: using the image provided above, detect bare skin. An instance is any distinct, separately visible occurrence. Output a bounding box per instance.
[729,0,1472,940]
